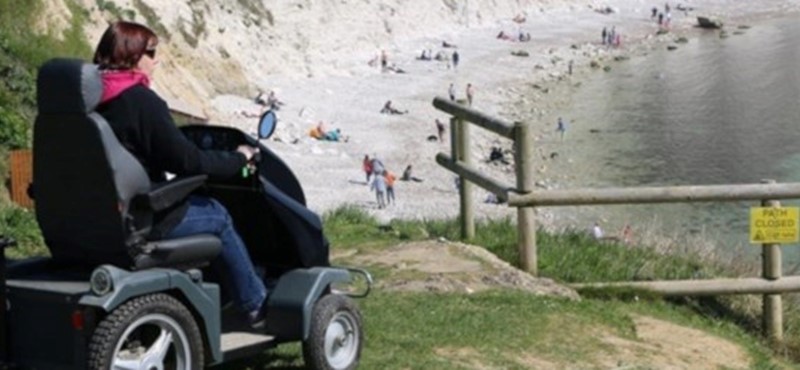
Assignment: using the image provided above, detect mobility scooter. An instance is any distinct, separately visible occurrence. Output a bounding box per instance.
[0,58,370,369]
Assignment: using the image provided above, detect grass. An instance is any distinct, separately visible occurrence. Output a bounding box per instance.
[317,205,799,368]
[220,290,786,369]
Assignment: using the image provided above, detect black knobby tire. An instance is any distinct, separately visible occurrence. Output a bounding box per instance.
[87,293,204,370]
[302,294,364,370]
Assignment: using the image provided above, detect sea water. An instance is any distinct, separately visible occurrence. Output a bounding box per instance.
[551,16,800,263]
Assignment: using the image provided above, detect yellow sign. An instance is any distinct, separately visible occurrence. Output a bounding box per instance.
[750,207,799,244]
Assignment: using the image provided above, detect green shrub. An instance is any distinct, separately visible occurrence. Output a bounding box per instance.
[0,205,46,258]
[0,105,31,150]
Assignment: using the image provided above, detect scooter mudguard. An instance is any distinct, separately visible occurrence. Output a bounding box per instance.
[78,265,224,364]
[265,267,351,341]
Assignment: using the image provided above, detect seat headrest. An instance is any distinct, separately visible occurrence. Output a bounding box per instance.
[37,58,102,114]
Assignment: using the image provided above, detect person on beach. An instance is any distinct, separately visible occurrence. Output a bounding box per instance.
[362,155,373,183]
[556,117,567,140]
[568,60,574,75]
[466,83,475,106]
[609,26,616,46]
[601,27,607,45]
[380,49,388,69]
[93,21,268,327]
[418,49,430,61]
[380,100,408,115]
[489,146,510,165]
[658,12,664,25]
[592,222,604,240]
[371,155,385,176]
[266,90,284,110]
[452,50,460,69]
[651,6,658,19]
[384,170,396,205]
[621,224,633,244]
[308,123,323,139]
[255,90,267,106]
[323,128,346,142]
[370,170,387,209]
[435,119,446,142]
[401,165,423,182]
[448,83,456,101]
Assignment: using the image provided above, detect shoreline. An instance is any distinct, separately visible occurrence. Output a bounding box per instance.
[209,0,800,225]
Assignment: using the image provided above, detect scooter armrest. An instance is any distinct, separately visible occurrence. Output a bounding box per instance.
[138,175,208,212]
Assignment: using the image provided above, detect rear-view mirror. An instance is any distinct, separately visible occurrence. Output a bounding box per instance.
[258,110,277,139]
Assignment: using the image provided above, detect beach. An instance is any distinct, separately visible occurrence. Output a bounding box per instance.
[194,0,800,225]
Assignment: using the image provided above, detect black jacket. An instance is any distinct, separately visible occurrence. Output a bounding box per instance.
[97,85,246,237]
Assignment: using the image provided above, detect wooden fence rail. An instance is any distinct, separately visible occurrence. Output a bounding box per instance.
[572,276,800,296]
[508,182,800,206]
[432,97,798,345]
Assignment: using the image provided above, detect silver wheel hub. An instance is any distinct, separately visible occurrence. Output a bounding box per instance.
[324,311,359,369]
[111,313,190,370]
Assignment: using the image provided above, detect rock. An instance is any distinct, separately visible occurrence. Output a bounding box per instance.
[590,60,601,68]
[720,31,729,39]
[697,16,723,29]
[675,37,689,43]
[613,55,629,61]
[733,31,745,35]
[667,45,678,51]
[603,65,611,72]
[738,25,751,29]
[511,50,529,57]
[656,29,669,35]
[570,44,579,49]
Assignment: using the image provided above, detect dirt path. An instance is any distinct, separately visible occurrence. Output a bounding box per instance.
[350,240,753,369]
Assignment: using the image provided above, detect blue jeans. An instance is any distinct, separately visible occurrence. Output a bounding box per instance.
[166,196,266,313]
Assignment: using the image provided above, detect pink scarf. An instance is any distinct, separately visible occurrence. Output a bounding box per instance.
[100,70,151,104]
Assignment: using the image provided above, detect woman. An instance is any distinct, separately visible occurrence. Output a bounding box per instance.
[93,21,267,326]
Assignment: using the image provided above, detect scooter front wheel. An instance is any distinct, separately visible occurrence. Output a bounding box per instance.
[302,294,363,370]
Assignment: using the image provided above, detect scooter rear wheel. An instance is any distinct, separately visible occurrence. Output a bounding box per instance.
[87,293,204,370]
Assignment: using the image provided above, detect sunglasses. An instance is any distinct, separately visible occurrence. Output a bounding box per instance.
[143,48,157,59]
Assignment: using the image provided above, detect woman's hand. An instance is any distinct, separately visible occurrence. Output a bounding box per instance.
[236,145,258,161]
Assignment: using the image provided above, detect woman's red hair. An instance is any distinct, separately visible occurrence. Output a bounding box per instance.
[93,21,158,70]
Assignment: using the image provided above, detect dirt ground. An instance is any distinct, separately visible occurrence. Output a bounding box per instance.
[352,240,752,369]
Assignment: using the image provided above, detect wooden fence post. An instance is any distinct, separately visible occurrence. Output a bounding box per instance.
[451,111,474,239]
[9,150,34,209]
[762,180,783,345]
[514,121,536,274]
